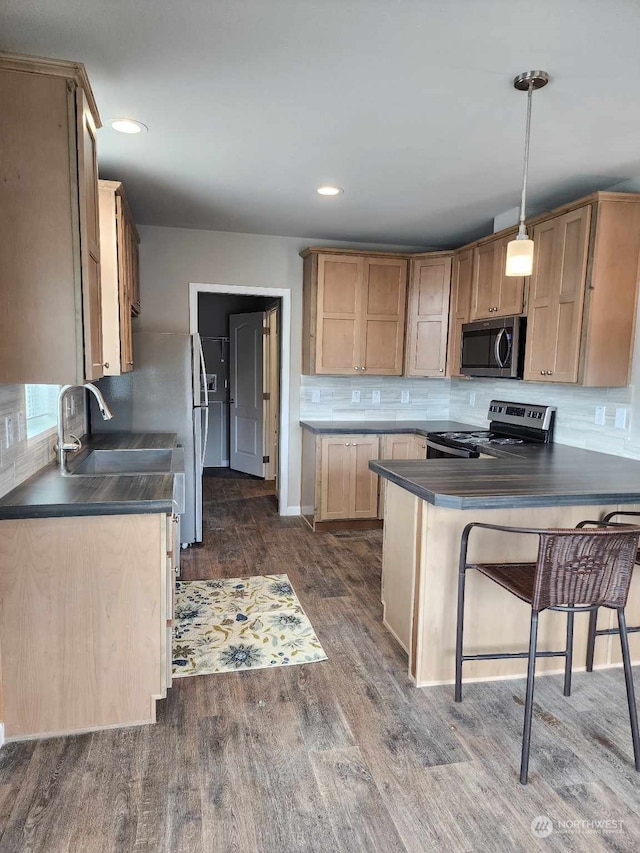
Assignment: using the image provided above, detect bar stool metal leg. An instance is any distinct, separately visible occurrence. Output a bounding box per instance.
[520,610,539,785]
[455,565,467,703]
[564,610,575,697]
[586,608,598,672]
[618,608,640,772]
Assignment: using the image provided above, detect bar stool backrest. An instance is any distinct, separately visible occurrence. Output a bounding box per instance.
[533,528,640,611]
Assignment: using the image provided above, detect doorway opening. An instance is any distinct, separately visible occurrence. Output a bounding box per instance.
[194,290,282,503]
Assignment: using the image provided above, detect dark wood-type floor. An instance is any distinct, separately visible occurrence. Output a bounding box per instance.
[2,476,640,852]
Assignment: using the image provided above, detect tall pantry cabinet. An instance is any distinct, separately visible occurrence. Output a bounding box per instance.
[0,53,104,384]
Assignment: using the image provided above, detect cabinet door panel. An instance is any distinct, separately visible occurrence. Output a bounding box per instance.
[405,256,451,376]
[524,218,560,380]
[493,236,524,317]
[361,258,407,375]
[351,437,380,519]
[471,242,497,319]
[471,236,523,320]
[319,438,352,520]
[447,248,474,377]
[316,256,362,373]
[362,319,404,372]
[77,88,103,381]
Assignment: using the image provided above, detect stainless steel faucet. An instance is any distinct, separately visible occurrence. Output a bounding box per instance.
[57,383,114,475]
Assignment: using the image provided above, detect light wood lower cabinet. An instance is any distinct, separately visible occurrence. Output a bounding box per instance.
[378,434,427,518]
[0,512,174,740]
[301,431,381,527]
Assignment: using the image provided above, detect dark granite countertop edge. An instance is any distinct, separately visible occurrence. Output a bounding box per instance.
[0,432,179,521]
[370,463,640,511]
[299,420,476,436]
[0,498,175,520]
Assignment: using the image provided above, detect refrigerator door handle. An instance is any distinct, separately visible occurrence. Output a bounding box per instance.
[197,336,209,468]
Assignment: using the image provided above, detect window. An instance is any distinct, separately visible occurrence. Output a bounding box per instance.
[25,385,59,438]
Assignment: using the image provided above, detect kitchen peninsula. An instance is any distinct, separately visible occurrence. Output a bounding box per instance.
[371,442,640,688]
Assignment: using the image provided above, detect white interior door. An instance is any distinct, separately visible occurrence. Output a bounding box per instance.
[230,311,264,477]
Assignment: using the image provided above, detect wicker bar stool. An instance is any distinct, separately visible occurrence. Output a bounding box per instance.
[577,512,640,672]
[454,522,640,784]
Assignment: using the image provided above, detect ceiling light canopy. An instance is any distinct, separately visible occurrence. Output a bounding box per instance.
[316,185,343,196]
[110,118,148,134]
[505,70,550,278]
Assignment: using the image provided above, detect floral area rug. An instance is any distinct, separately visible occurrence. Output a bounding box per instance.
[172,573,328,676]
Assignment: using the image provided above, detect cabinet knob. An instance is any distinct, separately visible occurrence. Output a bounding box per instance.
[345,442,350,446]
[540,370,545,375]
[547,371,553,376]
[438,368,444,372]
[362,367,366,371]
[103,362,110,369]
[127,360,133,365]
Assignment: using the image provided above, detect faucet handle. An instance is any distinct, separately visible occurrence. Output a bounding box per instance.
[63,434,82,453]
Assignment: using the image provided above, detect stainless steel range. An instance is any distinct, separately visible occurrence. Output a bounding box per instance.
[425,400,556,459]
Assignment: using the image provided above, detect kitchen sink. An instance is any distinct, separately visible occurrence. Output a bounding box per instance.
[69,448,177,476]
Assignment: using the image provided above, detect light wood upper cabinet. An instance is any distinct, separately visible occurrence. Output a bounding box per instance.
[524,207,591,383]
[99,180,140,375]
[318,435,380,521]
[302,250,407,375]
[404,254,452,377]
[361,257,408,375]
[447,248,474,376]
[0,53,104,385]
[471,233,524,320]
[524,196,640,386]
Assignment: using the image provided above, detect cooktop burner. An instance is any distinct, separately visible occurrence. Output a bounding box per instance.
[433,431,527,448]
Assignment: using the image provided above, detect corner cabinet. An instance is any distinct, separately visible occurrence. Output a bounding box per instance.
[404,254,452,377]
[99,180,141,375]
[302,249,407,375]
[446,248,474,376]
[524,195,640,386]
[471,233,524,320]
[0,52,104,385]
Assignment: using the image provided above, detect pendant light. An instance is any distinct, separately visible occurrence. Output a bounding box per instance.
[505,70,550,277]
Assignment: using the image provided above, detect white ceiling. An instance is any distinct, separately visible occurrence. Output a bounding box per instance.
[3,0,640,246]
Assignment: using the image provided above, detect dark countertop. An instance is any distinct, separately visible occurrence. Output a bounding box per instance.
[370,442,640,510]
[0,433,179,520]
[300,419,476,435]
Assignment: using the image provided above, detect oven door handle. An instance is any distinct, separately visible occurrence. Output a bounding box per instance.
[425,438,477,459]
[494,328,512,369]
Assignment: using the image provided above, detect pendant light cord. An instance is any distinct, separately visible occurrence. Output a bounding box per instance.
[518,81,534,238]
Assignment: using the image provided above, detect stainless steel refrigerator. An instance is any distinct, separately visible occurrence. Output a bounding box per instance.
[91,332,209,545]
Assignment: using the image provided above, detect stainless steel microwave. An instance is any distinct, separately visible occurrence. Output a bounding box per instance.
[460,315,526,379]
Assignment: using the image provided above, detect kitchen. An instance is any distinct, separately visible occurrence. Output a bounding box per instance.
[3,2,640,850]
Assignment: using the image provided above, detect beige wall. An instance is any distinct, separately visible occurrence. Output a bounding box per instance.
[136,225,423,510]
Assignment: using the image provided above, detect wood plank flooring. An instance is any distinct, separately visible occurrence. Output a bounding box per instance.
[1,475,640,851]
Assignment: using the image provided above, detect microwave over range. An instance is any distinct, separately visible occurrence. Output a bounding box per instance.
[460,315,526,379]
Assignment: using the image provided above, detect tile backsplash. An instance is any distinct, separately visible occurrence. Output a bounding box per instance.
[0,385,86,499]
[300,374,640,459]
[300,375,451,421]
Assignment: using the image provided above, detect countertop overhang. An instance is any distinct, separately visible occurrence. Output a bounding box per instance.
[370,444,640,510]
[0,432,180,520]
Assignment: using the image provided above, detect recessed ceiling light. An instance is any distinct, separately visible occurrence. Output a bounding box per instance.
[316,185,343,196]
[110,118,148,134]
